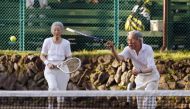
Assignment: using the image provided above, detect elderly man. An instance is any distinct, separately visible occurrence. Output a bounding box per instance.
[106,30,160,109]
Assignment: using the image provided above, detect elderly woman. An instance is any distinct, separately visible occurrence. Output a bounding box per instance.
[106,30,160,109]
[40,21,72,109]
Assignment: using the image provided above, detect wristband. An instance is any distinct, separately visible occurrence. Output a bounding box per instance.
[44,60,49,65]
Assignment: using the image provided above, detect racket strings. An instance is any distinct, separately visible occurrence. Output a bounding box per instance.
[57,58,81,73]
[65,59,80,72]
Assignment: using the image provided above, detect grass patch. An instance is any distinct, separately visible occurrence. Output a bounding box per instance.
[0,50,190,61]
[74,50,190,61]
[154,50,190,61]
[0,50,39,56]
[73,49,111,57]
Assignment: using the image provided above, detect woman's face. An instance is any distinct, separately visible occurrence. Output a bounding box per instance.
[52,25,62,37]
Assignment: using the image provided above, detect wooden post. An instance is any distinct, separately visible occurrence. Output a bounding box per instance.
[160,0,168,51]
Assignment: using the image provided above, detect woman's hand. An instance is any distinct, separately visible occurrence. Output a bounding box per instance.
[47,63,56,69]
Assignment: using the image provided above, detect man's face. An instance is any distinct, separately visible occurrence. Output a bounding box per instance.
[127,34,140,50]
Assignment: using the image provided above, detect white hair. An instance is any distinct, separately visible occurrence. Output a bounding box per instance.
[51,21,64,34]
[128,30,143,43]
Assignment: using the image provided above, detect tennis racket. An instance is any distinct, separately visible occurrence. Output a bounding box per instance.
[66,27,107,43]
[57,57,81,73]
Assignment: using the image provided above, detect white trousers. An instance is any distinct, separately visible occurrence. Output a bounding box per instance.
[44,65,70,102]
[136,81,159,109]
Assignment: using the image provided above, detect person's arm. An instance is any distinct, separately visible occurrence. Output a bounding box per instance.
[106,41,124,62]
[65,41,72,59]
[40,39,48,64]
[40,53,56,69]
[140,67,153,74]
[129,47,154,74]
[40,39,55,69]
[130,55,152,73]
[140,48,155,74]
[111,47,124,62]
[131,61,152,75]
[40,53,48,65]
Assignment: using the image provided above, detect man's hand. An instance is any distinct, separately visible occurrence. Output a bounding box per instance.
[105,41,124,62]
[132,67,141,76]
[105,41,114,50]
